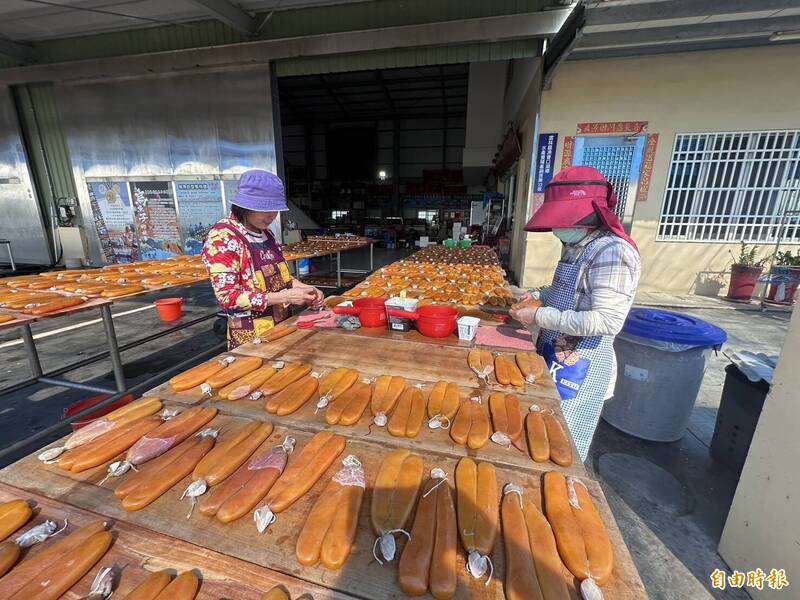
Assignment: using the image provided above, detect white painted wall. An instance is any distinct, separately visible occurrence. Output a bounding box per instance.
[719,306,800,596]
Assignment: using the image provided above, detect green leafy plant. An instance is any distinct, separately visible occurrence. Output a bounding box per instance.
[729,242,769,268]
[774,249,800,267]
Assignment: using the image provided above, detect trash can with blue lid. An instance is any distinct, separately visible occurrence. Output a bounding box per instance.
[602,308,728,442]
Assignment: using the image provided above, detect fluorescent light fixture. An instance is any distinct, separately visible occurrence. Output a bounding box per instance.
[378,170,388,180]
[770,31,800,42]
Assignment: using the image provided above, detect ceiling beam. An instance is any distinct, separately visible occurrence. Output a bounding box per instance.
[576,13,800,52]
[281,73,468,92]
[284,85,467,101]
[570,34,800,60]
[278,93,304,123]
[374,71,396,116]
[586,0,799,26]
[191,0,257,35]
[318,74,351,120]
[0,37,35,63]
[280,110,468,125]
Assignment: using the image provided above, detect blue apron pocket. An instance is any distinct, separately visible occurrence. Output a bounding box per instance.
[542,341,591,401]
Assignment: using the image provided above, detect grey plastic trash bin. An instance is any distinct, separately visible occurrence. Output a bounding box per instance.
[602,308,727,442]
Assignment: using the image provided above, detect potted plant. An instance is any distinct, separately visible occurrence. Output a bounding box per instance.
[767,249,800,304]
[726,243,769,301]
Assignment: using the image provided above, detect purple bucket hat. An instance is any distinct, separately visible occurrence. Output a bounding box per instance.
[231,170,289,212]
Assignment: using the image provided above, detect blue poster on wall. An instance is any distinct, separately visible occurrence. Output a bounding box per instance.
[535,133,558,193]
[175,180,224,255]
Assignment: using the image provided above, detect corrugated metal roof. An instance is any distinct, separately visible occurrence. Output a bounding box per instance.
[35,19,246,64]
[24,0,545,66]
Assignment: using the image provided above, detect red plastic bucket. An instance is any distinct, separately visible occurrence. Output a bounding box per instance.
[387,305,459,338]
[333,297,387,327]
[154,297,183,322]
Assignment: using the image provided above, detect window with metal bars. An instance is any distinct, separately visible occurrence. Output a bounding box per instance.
[658,130,800,243]
[582,144,636,219]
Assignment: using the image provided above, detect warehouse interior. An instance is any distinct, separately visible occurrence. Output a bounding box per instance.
[278,63,505,248]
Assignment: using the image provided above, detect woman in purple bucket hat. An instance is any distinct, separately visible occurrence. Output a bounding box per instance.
[202,170,323,349]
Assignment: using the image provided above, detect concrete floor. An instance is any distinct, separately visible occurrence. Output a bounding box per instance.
[0,249,791,600]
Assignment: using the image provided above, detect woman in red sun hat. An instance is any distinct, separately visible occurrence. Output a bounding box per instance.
[509,166,641,460]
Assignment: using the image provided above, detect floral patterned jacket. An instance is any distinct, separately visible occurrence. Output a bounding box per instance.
[202,215,290,313]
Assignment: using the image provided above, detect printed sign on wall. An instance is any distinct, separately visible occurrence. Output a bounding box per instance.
[535,133,558,193]
[175,180,224,255]
[130,180,183,260]
[87,180,139,264]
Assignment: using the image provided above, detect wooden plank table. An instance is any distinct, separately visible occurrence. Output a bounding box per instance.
[0,413,646,600]
[0,482,356,599]
[147,329,573,472]
[148,377,582,478]
[0,296,112,321]
[5,275,209,301]
[234,329,554,394]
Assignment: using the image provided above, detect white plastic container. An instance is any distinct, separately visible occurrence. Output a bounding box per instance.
[457,316,480,341]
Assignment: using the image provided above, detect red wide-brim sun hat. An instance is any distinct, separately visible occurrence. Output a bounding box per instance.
[524,165,639,252]
[524,165,613,232]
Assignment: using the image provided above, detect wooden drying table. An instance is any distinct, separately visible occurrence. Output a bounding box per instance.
[0,482,355,599]
[234,326,549,388]
[0,285,221,399]
[1,413,646,600]
[7,275,212,301]
[0,327,647,599]
[149,329,574,474]
[0,297,129,394]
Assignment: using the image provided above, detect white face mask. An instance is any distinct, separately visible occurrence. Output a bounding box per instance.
[553,228,590,245]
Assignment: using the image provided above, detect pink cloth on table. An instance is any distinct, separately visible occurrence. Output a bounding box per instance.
[475,325,535,350]
[297,310,337,328]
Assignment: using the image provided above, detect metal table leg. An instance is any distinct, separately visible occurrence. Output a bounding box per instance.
[100,304,126,392]
[336,252,342,288]
[20,324,42,378]
[369,242,374,271]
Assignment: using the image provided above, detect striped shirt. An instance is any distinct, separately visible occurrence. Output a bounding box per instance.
[535,229,641,398]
